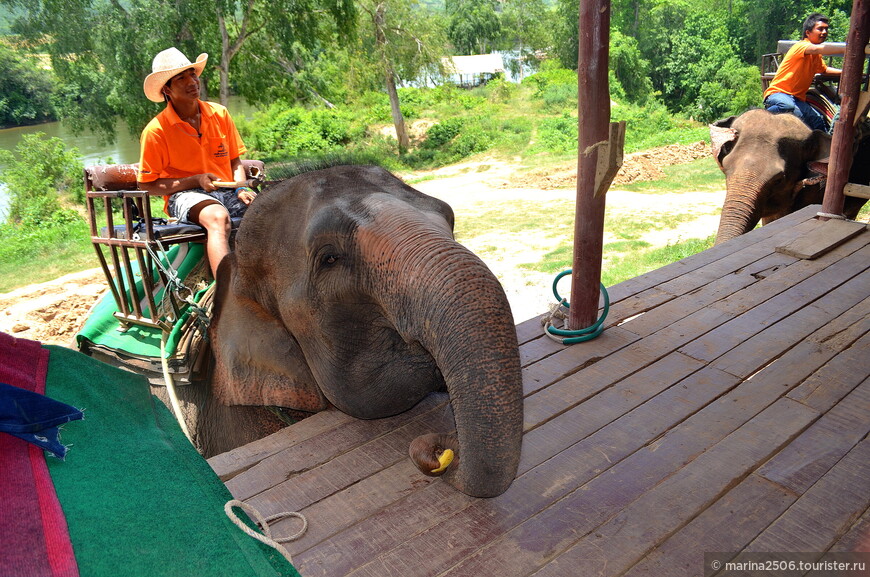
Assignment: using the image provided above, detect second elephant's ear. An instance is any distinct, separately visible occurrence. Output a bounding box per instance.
[709,118,738,171]
[210,254,328,412]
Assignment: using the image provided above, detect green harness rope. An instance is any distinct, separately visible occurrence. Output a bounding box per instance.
[543,269,610,344]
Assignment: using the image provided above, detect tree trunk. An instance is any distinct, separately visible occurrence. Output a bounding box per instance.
[374,4,410,152]
[216,0,256,107]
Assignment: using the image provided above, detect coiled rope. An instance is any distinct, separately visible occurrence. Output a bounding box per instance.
[541,270,609,344]
[224,500,308,565]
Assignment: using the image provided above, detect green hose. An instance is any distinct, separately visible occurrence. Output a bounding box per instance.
[545,269,609,344]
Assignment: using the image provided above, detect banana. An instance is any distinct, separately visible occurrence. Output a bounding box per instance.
[430,449,454,474]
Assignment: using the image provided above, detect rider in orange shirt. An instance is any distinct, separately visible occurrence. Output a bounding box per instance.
[137,47,256,277]
[763,13,845,132]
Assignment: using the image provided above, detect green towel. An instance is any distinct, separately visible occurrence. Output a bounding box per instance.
[44,345,300,577]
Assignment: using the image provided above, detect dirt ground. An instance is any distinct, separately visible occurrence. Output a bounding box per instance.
[0,142,722,346]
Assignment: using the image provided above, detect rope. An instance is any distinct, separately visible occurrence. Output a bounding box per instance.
[816,211,847,220]
[224,500,308,565]
[541,269,609,344]
[145,239,194,303]
[160,332,193,443]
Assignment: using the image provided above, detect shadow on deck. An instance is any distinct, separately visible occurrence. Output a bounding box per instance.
[208,205,870,577]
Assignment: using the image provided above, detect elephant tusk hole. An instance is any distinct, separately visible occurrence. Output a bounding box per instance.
[430,449,454,474]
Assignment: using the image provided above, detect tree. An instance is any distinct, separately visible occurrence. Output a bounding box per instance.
[354,0,446,152]
[446,0,501,55]
[498,0,554,81]
[0,42,55,127]
[1,0,356,143]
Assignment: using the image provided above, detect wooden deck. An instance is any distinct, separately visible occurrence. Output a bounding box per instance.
[208,205,870,577]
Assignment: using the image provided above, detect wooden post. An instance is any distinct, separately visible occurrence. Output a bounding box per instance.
[569,0,622,331]
[821,0,870,218]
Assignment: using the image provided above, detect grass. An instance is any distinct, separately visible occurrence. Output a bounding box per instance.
[0,219,95,292]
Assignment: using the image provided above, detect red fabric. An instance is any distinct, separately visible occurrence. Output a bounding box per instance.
[0,332,79,577]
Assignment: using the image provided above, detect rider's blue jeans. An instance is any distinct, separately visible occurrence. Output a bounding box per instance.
[764,92,828,132]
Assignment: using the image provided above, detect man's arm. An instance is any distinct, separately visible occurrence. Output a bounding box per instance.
[230,157,247,184]
[804,42,847,56]
[139,173,220,196]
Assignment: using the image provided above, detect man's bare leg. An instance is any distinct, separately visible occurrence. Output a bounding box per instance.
[190,201,232,277]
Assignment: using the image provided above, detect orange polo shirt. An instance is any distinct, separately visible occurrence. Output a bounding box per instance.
[137,100,247,214]
[763,39,828,102]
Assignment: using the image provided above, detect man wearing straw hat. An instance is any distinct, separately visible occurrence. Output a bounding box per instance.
[138,47,257,277]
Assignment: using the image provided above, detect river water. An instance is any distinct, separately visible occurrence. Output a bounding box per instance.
[0,97,259,218]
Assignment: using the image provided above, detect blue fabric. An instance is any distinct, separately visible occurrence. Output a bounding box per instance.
[764,92,828,132]
[0,382,84,458]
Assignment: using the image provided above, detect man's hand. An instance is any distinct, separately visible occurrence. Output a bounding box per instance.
[236,187,257,205]
[197,173,220,192]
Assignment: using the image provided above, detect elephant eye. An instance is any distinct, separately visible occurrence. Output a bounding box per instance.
[322,254,340,266]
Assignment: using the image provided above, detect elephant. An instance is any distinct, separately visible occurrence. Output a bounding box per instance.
[709,108,869,244]
[203,163,524,498]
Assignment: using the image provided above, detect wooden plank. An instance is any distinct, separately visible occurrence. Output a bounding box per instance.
[520,324,640,395]
[844,182,870,199]
[818,507,870,555]
[710,265,870,378]
[441,399,818,577]
[606,205,820,299]
[621,475,797,577]
[522,351,703,432]
[524,305,733,428]
[244,402,456,516]
[422,319,852,577]
[679,243,869,370]
[225,393,447,501]
[208,408,355,480]
[757,376,870,494]
[775,218,866,259]
[789,331,870,412]
[620,251,794,338]
[655,216,820,296]
[295,364,741,577]
[734,438,870,557]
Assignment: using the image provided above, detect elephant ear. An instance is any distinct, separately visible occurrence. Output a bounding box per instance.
[210,254,328,412]
[709,116,738,171]
[807,130,833,166]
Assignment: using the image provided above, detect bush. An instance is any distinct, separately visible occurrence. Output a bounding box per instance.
[0,133,82,225]
[532,112,577,154]
[0,44,56,127]
[246,105,363,159]
[403,116,495,167]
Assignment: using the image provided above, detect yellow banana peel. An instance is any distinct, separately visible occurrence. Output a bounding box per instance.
[430,449,454,474]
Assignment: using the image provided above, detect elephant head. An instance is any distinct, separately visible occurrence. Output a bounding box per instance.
[209,164,523,498]
[710,109,833,244]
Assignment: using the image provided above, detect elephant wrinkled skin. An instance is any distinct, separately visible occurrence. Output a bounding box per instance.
[710,109,869,244]
[208,164,524,498]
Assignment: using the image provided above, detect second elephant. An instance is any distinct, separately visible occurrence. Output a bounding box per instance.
[710,109,869,244]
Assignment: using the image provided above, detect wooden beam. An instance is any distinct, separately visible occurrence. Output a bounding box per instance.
[821,0,870,217]
[570,0,613,331]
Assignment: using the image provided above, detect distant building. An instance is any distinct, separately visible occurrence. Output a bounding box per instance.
[441,54,505,88]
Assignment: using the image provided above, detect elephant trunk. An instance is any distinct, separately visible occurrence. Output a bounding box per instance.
[716,172,764,245]
[361,222,523,498]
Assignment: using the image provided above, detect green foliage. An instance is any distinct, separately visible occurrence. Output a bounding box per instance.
[0,133,82,225]
[404,115,494,167]
[446,0,501,54]
[244,105,364,160]
[531,113,577,154]
[609,30,654,104]
[0,43,56,127]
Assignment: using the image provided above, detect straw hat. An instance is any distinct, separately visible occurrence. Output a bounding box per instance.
[143,47,208,103]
